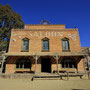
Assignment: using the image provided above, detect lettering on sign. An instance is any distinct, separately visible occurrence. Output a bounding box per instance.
[13,32,77,41]
[68,33,76,41]
[13,34,17,36]
[12,39,16,42]
[29,32,63,37]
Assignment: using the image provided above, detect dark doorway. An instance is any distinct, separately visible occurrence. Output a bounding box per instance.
[41,58,51,73]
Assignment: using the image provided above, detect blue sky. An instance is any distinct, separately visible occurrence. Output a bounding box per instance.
[0,0,90,47]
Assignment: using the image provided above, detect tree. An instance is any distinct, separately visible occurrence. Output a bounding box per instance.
[0,4,24,51]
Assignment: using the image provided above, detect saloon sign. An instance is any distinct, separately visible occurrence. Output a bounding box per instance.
[29,32,63,37]
[29,31,76,41]
[13,31,77,41]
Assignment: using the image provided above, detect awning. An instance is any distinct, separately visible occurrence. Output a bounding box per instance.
[3,51,87,56]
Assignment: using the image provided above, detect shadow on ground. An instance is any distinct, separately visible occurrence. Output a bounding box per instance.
[72,89,90,90]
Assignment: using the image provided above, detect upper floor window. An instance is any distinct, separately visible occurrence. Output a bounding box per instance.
[22,38,29,51]
[42,37,49,51]
[62,37,70,51]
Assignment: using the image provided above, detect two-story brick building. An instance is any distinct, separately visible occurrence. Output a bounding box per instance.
[4,21,87,74]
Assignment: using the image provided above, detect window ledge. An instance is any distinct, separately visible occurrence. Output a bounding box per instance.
[15,68,30,70]
[42,50,50,52]
[61,68,76,69]
[62,50,71,52]
[21,50,29,52]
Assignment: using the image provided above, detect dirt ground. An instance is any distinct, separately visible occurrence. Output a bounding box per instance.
[0,75,90,90]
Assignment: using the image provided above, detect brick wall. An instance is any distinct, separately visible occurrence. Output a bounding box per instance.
[25,24,65,30]
[6,64,15,73]
[8,28,81,53]
[77,59,85,71]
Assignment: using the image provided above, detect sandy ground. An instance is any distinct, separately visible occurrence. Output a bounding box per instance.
[0,76,90,90]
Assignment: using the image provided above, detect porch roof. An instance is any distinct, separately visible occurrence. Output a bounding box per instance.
[3,51,87,56]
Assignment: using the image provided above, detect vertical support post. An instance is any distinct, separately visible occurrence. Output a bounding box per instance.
[1,55,5,73]
[35,55,38,74]
[53,55,60,74]
[66,72,69,80]
[56,56,59,74]
[86,55,89,71]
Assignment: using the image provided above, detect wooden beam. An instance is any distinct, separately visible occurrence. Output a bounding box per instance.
[33,55,40,74]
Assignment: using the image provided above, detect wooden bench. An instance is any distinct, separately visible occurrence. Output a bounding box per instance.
[59,72,84,80]
[31,73,84,81]
[53,70,66,73]
[14,71,30,73]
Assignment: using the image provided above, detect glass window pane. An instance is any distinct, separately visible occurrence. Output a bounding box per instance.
[22,39,29,51]
[65,41,69,50]
[62,58,76,68]
[43,40,49,50]
[62,41,66,50]
[16,63,19,68]
[24,62,30,68]
[62,40,69,51]
[20,63,23,68]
